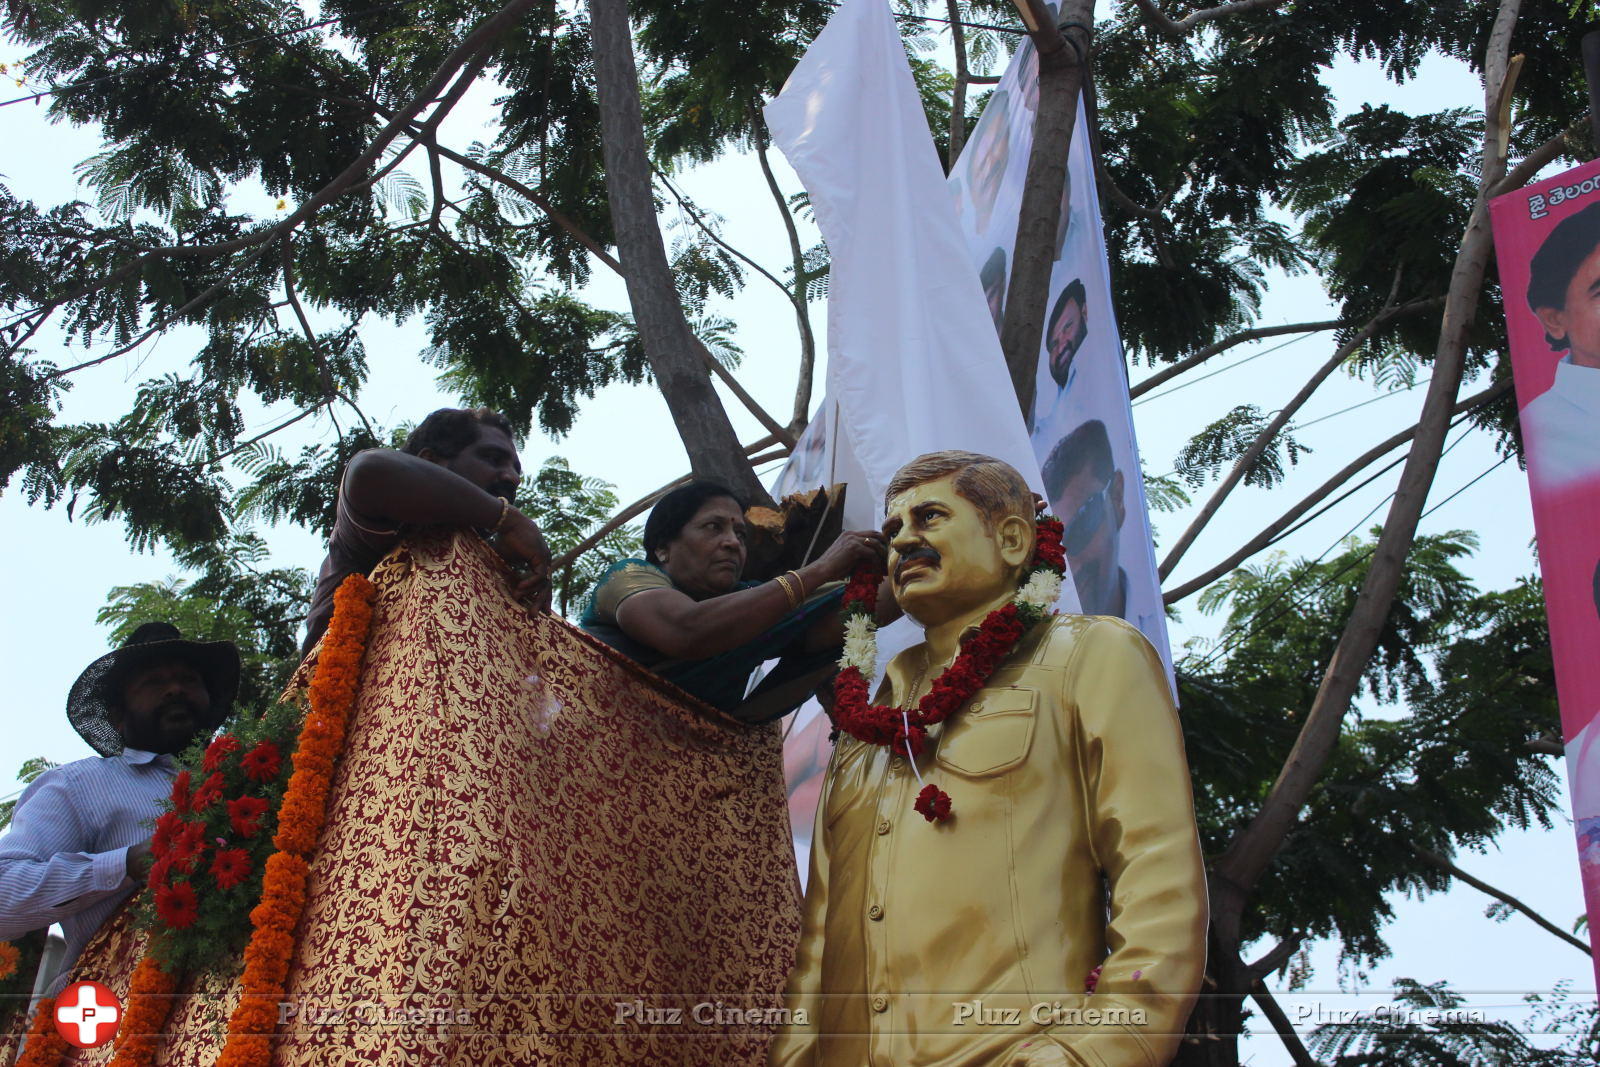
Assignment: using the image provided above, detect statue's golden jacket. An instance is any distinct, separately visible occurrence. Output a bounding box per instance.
[772,614,1208,1067]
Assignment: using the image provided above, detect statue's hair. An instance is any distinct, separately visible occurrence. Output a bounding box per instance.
[885,451,1034,531]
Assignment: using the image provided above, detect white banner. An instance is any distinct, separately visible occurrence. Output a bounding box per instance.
[763,0,1053,536]
[951,34,1175,682]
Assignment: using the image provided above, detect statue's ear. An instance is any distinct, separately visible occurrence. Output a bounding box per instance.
[997,514,1033,568]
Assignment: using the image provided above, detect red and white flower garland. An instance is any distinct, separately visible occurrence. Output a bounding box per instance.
[832,506,1067,823]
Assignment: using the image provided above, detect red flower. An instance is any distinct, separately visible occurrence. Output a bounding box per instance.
[240,741,282,783]
[211,848,251,890]
[228,795,270,838]
[155,881,199,929]
[148,854,172,890]
[203,735,242,773]
[191,771,226,811]
[913,785,952,823]
[842,562,883,614]
[151,810,183,855]
[170,770,192,814]
[169,822,208,872]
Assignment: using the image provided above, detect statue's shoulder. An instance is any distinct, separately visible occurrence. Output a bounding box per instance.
[1030,613,1154,666]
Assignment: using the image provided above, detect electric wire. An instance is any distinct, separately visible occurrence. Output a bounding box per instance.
[1186,426,1497,673]
[1131,329,1318,407]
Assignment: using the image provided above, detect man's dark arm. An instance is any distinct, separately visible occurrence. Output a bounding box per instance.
[344,449,550,585]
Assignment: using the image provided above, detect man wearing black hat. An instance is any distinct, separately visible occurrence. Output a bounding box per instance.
[0,623,238,994]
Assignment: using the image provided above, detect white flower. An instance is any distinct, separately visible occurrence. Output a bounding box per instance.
[840,614,878,677]
[1016,569,1063,614]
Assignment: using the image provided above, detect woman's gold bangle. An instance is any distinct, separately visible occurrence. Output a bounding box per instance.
[774,572,801,610]
[785,569,807,602]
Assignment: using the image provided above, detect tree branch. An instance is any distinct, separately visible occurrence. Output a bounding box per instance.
[1159,309,1397,578]
[1491,115,1588,197]
[1249,981,1323,1067]
[1131,304,1436,402]
[656,169,798,312]
[549,433,785,570]
[1129,0,1287,37]
[34,0,540,378]
[1161,379,1510,604]
[1212,0,1525,917]
[752,111,820,432]
[1246,933,1304,983]
[1412,845,1591,956]
[946,0,970,168]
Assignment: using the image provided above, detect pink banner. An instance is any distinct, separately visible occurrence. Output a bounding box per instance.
[1490,160,1600,964]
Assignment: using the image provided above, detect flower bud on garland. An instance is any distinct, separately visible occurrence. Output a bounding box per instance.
[832,508,1066,824]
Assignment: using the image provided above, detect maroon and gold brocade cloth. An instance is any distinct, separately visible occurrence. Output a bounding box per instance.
[24,531,801,1066]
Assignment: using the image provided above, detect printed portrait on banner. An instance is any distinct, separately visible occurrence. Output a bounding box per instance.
[1490,157,1600,972]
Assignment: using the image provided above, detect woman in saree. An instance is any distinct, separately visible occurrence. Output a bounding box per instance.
[581,481,888,719]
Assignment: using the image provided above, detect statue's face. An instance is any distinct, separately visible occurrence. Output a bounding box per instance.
[883,474,1029,628]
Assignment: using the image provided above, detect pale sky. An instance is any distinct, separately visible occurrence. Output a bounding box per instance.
[0,16,1590,1061]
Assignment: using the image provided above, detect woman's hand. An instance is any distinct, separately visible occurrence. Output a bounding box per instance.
[802,529,888,589]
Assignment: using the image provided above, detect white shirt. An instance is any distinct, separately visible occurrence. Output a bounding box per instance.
[1521,357,1600,490]
[0,749,177,994]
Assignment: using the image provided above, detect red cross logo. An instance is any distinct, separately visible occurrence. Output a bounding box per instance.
[54,980,122,1048]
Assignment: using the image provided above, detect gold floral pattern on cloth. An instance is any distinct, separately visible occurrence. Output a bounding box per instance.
[0,908,241,1066]
[16,531,799,1066]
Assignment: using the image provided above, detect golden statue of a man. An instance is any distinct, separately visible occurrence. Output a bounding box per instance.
[771,451,1208,1067]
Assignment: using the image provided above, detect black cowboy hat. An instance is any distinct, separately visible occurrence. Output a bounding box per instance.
[66,622,241,757]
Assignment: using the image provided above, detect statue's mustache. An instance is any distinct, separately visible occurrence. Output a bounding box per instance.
[895,546,940,581]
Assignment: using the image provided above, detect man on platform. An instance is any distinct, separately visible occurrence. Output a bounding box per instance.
[0,623,239,994]
[772,451,1206,1067]
[302,407,553,651]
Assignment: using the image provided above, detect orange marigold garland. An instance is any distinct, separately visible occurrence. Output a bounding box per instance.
[14,996,67,1067]
[216,572,375,1067]
[107,955,180,1067]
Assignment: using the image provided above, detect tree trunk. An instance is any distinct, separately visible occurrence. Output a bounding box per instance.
[999,0,1092,424]
[1193,0,1524,1054]
[587,0,772,505]
[946,0,970,169]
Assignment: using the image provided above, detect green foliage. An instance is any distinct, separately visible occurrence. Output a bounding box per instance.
[97,533,312,712]
[1307,977,1598,1064]
[0,758,60,833]
[1182,533,1562,966]
[1174,404,1311,490]
[518,456,642,617]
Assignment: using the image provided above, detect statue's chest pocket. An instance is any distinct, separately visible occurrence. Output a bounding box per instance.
[935,687,1037,778]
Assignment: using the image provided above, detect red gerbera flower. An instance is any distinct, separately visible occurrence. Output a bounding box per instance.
[170,770,192,814]
[191,771,226,811]
[154,881,199,929]
[151,811,183,855]
[169,823,207,872]
[210,848,251,890]
[148,854,172,890]
[239,741,282,783]
[228,795,270,838]
[203,735,241,773]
